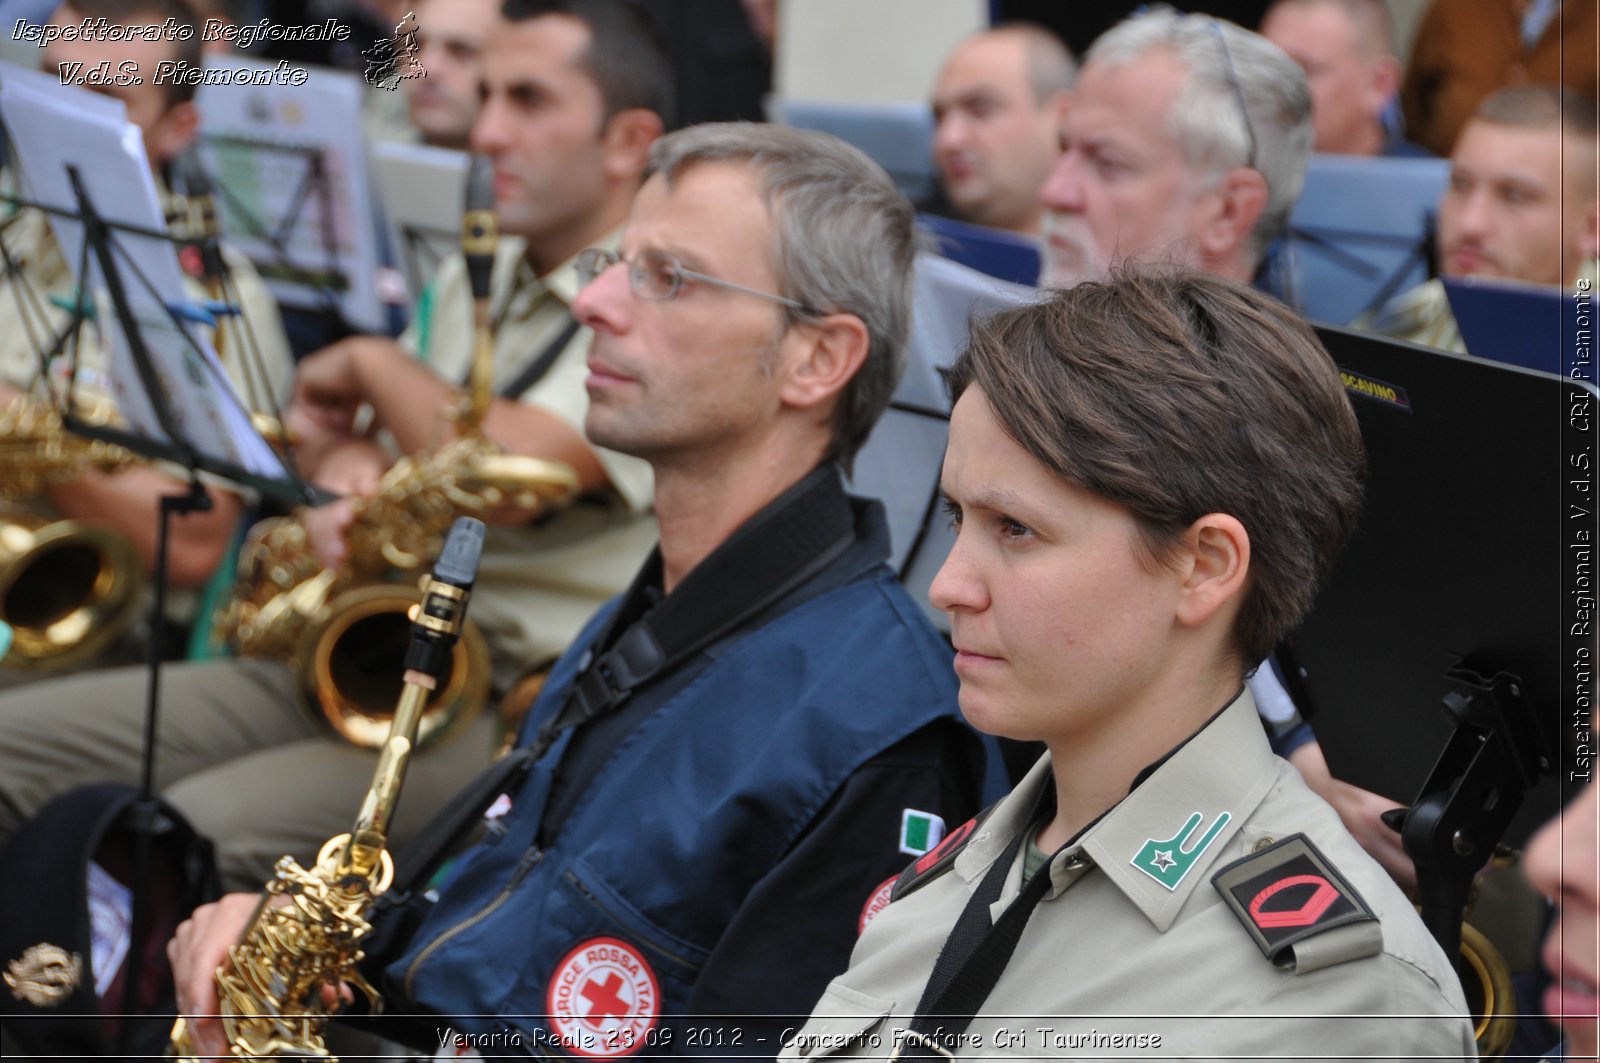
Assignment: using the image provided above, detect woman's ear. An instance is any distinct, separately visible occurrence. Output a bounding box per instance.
[1173,512,1250,629]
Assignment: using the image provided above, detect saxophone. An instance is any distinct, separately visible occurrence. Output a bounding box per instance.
[169,517,487,1061]
[216,155,578,746]
[0,393,146,670]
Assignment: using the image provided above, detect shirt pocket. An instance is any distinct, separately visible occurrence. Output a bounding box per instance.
[781,981,896,1059]
[504,857,710,1056]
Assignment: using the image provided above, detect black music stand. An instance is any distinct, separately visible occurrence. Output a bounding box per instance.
[198,133,353,321]
[29,170,319,1053]
[1279,325,1595,972]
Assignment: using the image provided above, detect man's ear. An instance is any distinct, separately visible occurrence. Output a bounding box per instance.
[1173,512,1250,629]
[780,313,870,412]
[1047,87,1072,127]
[1367,54,1401,117]
[601,107,663,181]
[150,100,200,164]
[1197,167,1267,261]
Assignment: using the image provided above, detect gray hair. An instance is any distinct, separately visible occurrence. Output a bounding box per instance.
[1088,6,1312,262]
[647,122,917,471]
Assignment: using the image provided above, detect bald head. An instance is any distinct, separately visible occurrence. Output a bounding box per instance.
[1260,0,1399,156]
[405,0,502,148]
[931,24,1076,235]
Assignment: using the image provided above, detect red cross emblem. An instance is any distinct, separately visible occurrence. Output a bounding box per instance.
[547,937,659,1058]
[581,972,631,1022]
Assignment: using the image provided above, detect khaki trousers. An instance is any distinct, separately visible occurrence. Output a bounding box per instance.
[0,658,495,891]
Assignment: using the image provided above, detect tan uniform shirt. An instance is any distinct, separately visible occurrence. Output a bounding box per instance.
[402,238,656,690]
[782,692,1477,1061]
[1359,278,1467,356]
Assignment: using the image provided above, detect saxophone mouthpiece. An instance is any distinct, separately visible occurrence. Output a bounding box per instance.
[403,517,485,684]
[463,155,497,304]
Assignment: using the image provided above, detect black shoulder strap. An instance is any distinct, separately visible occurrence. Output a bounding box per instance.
[457,308,580,398]
[540,464,857,740]
[497,315,581,399]
[894,832,1051,1059]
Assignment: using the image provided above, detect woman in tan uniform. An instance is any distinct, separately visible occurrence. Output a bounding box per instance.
[781,272,1477,1061]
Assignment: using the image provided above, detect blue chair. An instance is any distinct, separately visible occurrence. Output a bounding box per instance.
[917,213,1041,287]
[1444,276,1594,378]
[768,97,938,204]
[849,253,1036,631]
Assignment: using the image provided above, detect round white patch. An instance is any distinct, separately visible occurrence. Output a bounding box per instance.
[858,875,897,935]
[546,936,659,1058]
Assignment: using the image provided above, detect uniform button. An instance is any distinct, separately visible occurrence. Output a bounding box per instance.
[1060,856,1091,871]
[1253,837,1276,852]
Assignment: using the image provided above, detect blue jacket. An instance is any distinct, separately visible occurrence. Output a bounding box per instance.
[386,526,969,1054]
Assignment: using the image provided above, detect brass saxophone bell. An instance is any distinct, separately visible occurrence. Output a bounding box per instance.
[0,507,145,671]
[298,582,491,750]
[1461,921,1517,1059]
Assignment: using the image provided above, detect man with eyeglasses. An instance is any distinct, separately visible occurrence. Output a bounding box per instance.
[1039,7,1311,290]
[171,121,992,1059]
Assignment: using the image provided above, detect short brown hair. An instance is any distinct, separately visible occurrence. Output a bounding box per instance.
[1476,83,1600,143]
[946,271,1366,666]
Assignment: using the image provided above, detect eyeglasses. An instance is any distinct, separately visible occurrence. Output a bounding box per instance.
[575,247,818,315]
[1208,16,1260,173]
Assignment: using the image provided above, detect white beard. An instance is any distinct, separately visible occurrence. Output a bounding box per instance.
[1040,212,1107,289]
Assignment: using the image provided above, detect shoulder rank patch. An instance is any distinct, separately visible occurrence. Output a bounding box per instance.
[889,803,995,903]
[1211,834,1378,968]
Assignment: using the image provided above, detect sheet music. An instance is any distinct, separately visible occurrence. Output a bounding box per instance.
[196,56,383,330]
[0,61,284,479]
[370,140,468,301]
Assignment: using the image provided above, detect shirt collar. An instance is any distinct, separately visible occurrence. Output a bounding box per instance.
[956,689,1279,932]
[496,233,620,326]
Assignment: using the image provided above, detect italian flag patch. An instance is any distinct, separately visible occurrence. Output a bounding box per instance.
[899,809,946,857]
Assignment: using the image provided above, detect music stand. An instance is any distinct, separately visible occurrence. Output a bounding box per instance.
[1279,325,1595,968]
[1279,154,1449,325]
[370,141,469,302]
[1,64,315,1052]
[195,56,384,332]
[850,253,1036,631]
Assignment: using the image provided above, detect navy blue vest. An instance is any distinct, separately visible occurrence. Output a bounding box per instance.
[387,565,962,1048]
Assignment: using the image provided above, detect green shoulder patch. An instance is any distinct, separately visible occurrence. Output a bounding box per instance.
[890,803,997,903]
